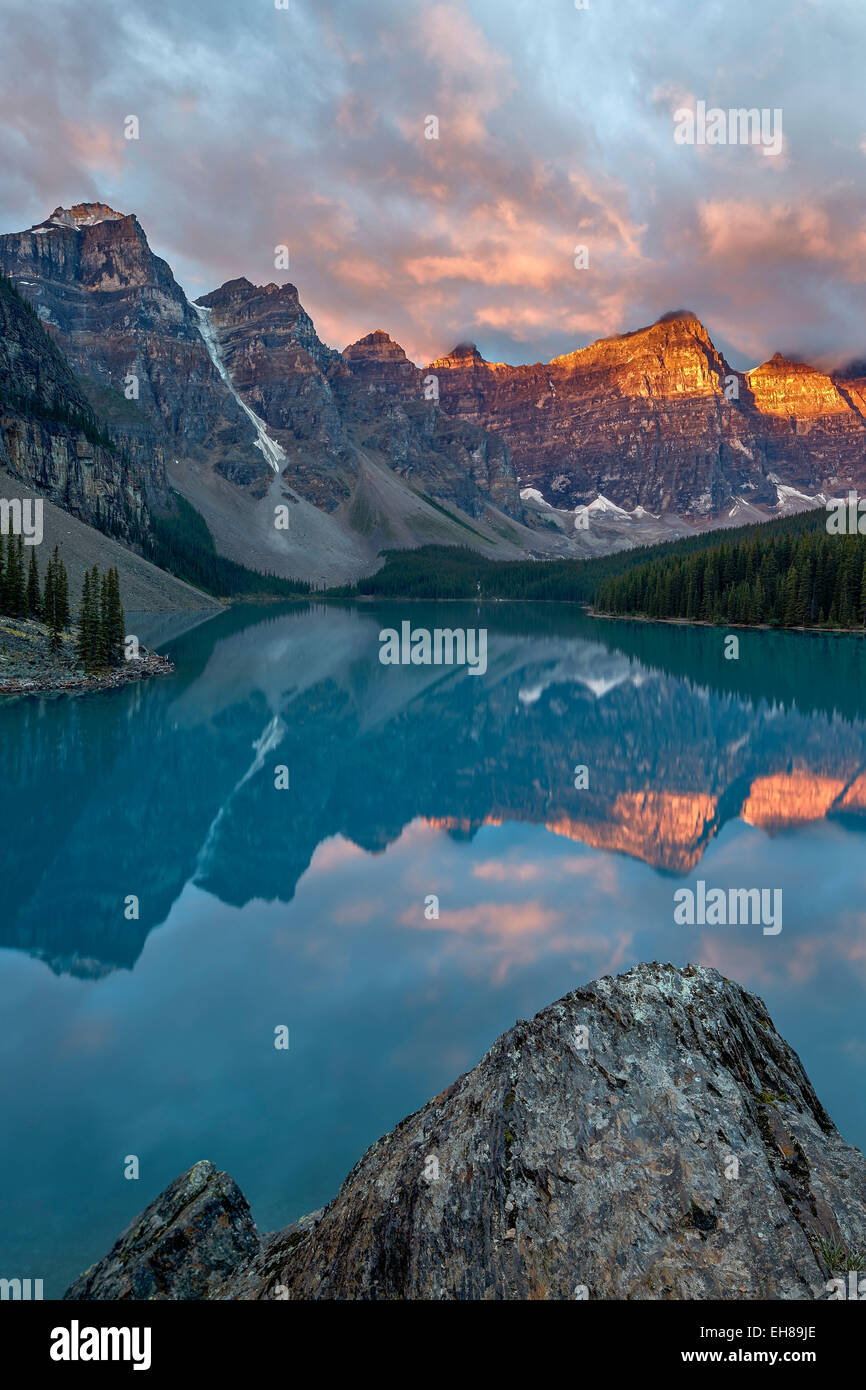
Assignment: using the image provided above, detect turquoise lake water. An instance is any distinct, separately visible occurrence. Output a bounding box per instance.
[1,601,866,1296]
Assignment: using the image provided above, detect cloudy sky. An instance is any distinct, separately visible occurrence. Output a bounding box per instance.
[2,0,864,369]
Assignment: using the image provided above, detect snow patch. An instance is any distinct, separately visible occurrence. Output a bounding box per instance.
[727,497,759,518]
[46,208,123,230]
[574,494,631,520]
[775,484,822,507]
[520,487,553,509]
[192,303,286,473]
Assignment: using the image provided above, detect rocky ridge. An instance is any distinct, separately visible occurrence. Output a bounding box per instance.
[0,206,262,491]
[428,312,866,516]
[7,204,866,582]
[197,278,523,521]
[0,209,531,581]
[0,275,153,539]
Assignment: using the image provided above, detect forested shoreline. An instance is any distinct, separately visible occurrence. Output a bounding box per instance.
[594,524,866,630]
[331,511,866,633]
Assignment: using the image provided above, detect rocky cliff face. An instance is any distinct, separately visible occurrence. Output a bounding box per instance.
[65,963,866,1300]
[0,275,152,537]
[0,205,265,491]
[339,328,520,519]
[0,207,528,575]
[428,312,866,515]
[197,279,523,520]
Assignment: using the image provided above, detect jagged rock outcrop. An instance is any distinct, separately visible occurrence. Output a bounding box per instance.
[63,1160,259,1300]
[65,964,866,1300]
[197,278,523,520]
[0,205,264,490]
[337,327,521,520]
[0,275,152,537]
[428,312,866,515]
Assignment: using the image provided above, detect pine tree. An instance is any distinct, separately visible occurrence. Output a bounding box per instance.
[7,535,26,616]
[76,569,90,666]
[0,533,7,615]
[105,568,125,665]
[55,550,69,630]
[26,546,41,618]
[76,569,100,669]
[89,565,102,665]
[43,550,55,625]
[45,555,62,648]
[99,571,110,666]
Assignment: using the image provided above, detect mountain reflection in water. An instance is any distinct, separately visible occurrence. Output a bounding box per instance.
[1,601,865,1295]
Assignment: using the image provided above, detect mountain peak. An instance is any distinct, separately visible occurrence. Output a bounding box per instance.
[343,330,410,364]
[426,341,488,371]
[196,278,301,312]
[549,310,714,371]
[36,203,126,231]
[654,308,701,326]
[751,351,814,376]
[618,309,710,345]
[451,341,482,358]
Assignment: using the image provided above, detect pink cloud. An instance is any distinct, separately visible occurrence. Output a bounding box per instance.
[306,834,366,873]
[400,899,563,938]
[62,122,126,176]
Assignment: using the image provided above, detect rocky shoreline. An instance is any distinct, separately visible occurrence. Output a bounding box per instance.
[65,963,866,1301]
[0,615,173,696]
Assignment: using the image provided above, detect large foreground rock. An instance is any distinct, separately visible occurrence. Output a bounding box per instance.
[64,1160,259,1300]
[67,964,866,1300]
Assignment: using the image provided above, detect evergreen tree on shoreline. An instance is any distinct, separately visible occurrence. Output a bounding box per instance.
[105,568,125,665]
[43,547,70,647]
[54,548,70,630]
[76,568,98,668]
[76,564,125,669]
[595,526,866,631]
[26,545,41,618]
[1,534,27,617]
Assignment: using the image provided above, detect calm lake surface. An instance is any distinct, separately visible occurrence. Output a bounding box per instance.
[2,601,866,1296]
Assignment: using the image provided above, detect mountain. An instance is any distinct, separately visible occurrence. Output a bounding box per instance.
[0,207,540,585]
[64,964,866,1300]
[195,276,523,525]
[3,202,865,585]
[428,311,866,517]
[0,203,262,490]
[0,274,152,539]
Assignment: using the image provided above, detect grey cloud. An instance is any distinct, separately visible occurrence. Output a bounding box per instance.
[1,0,864,368]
